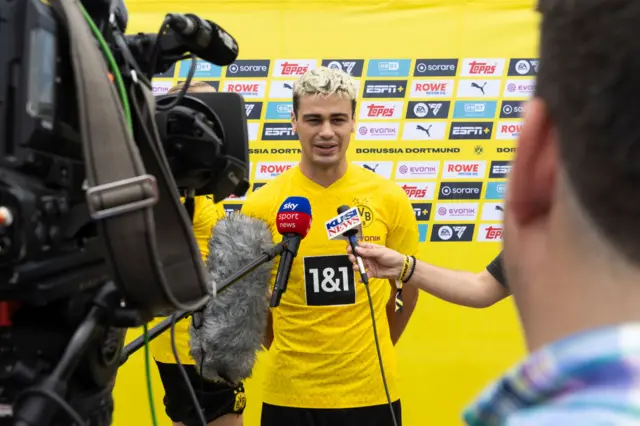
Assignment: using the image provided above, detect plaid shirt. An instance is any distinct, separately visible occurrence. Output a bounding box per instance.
[463,323,640,426]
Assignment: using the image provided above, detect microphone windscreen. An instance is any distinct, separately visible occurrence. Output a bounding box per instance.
[189,212,274,384]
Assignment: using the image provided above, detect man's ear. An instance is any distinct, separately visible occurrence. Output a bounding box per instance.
[507,97,557,226]
[291,111,298,133]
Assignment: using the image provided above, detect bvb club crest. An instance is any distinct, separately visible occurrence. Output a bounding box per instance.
[352,196,374,228]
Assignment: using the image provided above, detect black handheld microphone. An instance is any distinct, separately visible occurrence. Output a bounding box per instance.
[336,205,369,285]
[167,13,239,66]
[270,197,313,307]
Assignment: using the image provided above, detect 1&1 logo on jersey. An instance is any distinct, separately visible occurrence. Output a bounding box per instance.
[430,224,475,242]
[304,255,355,306]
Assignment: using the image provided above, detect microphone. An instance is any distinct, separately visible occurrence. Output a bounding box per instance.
[167,13,239,66]
[270,197,313,307]
[188,213,275,385]
[326,205,369,284]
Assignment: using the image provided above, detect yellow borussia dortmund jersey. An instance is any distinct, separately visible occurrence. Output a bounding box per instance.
[149,195,226,364]
[241,164,419,409]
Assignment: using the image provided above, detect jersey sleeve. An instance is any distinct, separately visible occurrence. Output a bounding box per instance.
[385,187,420,257]
[485,251,507,287]
[192,196,225,261]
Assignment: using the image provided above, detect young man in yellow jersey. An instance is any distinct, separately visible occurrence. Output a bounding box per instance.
[148,81,246,426]
[241,66,419,426]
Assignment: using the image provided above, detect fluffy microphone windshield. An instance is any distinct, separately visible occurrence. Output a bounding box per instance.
[189,212,275,385]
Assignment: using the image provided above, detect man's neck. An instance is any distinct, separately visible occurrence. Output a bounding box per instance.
[299,159,348,188]
[517,247,640,352]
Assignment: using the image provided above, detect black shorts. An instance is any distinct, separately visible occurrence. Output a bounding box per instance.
[155,361,246,426]
[260,400,401,426]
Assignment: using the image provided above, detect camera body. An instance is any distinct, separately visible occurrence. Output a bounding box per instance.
[0,0,248,424]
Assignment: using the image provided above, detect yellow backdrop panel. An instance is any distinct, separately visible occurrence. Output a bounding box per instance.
[113,1,538,425]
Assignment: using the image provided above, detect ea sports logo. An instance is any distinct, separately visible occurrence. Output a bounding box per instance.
[328,61,342,70]
[516,60,531,75]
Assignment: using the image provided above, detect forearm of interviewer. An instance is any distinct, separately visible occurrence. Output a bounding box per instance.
[386,282,419,345]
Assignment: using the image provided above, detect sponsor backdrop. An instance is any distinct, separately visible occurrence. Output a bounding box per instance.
[114,1,538,425]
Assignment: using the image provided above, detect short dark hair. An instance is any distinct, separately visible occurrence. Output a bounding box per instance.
[535,0,640,263]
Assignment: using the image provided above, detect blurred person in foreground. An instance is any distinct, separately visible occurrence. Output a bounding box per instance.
[356,1,640,423]
[147,81,247,426]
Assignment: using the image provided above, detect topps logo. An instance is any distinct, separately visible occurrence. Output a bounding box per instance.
[468,61,496,74]
[280,62,309,75]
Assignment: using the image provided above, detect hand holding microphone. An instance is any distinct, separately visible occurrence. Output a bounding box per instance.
[346,242,406,281]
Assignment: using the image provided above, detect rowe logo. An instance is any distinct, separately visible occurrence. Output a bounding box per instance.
[442,161,486,179]
[255,162,297,179]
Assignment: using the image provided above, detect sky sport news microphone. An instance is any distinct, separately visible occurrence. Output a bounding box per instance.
[270,197,313,307]
[240,65,420,426]
[143,82,246,426]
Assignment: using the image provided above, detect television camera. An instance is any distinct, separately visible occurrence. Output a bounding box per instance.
[0,0,250,424]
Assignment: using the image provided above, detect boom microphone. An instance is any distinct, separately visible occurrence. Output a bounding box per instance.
[188,213,274,385]
[167,14,239,66]
[270,197,312,307]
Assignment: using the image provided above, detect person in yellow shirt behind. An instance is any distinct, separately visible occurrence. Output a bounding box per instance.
[147,81,246,426]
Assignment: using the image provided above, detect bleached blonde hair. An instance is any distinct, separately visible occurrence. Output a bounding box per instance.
[292,66,357,118]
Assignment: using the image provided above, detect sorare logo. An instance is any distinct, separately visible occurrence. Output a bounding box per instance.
[225,60,270,78]
[439,182,483,200]
[500,101,525,118]
[367,59,411,77]
[414,59,458,77]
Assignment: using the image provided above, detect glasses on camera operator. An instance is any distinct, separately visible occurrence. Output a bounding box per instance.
[146,81,246,426]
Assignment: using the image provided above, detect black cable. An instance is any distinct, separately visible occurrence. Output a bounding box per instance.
[14,387,88,426]
[156,53,196,111]
[363,277,399,426]
[170,314,207,426]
